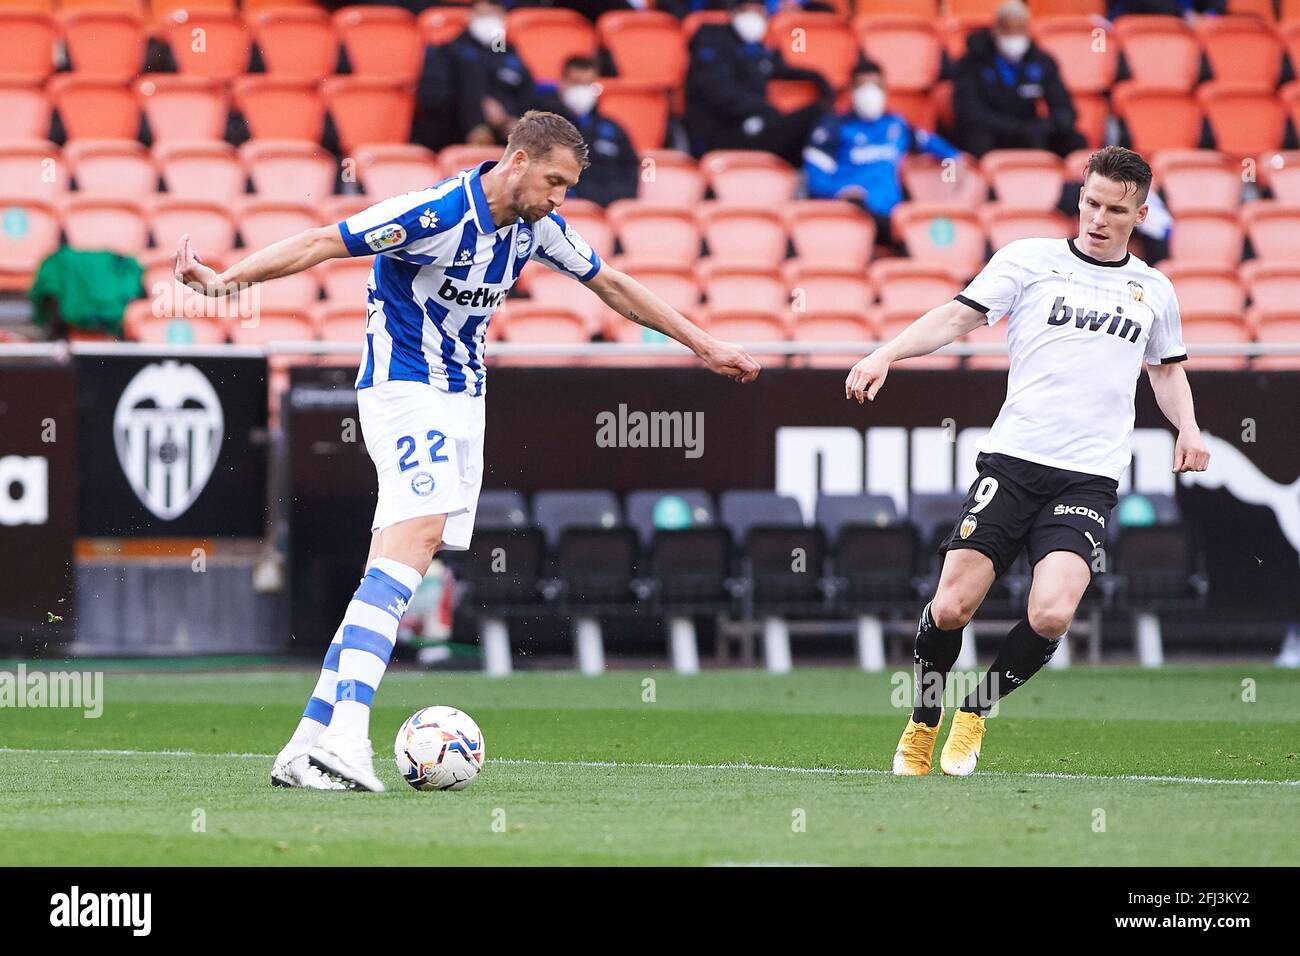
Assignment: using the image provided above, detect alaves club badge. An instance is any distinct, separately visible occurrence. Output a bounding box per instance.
[959,514,978,539]
[113,360,224,520]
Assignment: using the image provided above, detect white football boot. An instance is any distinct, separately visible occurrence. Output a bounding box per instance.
[271,753,346,790]
[309,731,386,793]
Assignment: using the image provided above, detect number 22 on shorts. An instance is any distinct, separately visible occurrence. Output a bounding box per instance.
[395,430,449,472]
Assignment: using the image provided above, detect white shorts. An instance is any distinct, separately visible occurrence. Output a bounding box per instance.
[357,380,486,550]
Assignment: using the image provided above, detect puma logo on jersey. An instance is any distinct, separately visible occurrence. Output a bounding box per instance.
[436,277,506,309]
[1046,296,1141,343]
[1054,504,1106,526]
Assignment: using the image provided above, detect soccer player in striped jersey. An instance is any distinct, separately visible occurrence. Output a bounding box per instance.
[175,111,760,791]
[845,146,1211,776]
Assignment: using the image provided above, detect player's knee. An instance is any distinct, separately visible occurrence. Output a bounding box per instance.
[1028,602,1072,640]
[930,593,975,631]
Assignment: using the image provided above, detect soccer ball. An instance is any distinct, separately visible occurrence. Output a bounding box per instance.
[394,706,485,791]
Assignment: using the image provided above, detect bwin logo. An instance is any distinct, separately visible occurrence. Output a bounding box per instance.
[1046,296,1142,343]
[436,277,505,309]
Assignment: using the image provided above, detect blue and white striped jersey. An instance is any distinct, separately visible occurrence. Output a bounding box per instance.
[336,160,602,396]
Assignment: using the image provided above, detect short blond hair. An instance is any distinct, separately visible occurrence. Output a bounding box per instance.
[505,110,590,169]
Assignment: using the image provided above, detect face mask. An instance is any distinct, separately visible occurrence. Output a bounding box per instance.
[468,15,505,49]
[561,84,599,117]
[852,83,886,121]
[997,34,1030,62]
[732,11,768,45]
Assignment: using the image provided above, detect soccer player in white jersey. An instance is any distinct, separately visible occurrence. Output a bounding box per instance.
[174,112,761,791]
[845,146,1211,776]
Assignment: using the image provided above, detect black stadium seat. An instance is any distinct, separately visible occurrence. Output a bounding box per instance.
[532,489,622,546]
[625,488,715,546]
[814,492,900,542]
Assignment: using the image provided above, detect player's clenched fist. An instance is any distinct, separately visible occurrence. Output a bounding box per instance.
[1172,429,1211,474]
[846,351,890,404]
[700,339,761,383]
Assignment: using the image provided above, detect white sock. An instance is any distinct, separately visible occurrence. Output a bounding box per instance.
[279,623,346,760]
[329,557,423,741]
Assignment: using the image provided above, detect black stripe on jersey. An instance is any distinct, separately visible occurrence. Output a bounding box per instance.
[955,294,989,313]
[1160,353,1188,364]
[1067,238,1130,268]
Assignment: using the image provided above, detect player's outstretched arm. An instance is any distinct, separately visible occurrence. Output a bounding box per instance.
[845,298,986,404]
[1146,361,1211,473]
[173,226,349,297]
[586,265,761,382]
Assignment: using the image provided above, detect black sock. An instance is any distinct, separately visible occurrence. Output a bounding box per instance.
[911,602,964,727]
[960,618,1059,716]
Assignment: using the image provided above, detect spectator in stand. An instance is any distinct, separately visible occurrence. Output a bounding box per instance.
[540,56,640,206]
[952,1,1085,159]
[803,59,962,248]
[1107,0,1225,19]
[413,0,545,149]
[685,0,833,163]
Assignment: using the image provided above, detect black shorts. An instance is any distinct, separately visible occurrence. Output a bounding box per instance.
[938,452,1119,578]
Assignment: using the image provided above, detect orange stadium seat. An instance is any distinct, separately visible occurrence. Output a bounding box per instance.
[1111,82,1203,154]
[66,139,154,198]
[0,11,57,82]
[597,11,688,89]
[699,151,797,204]
[163,9,251,81]
[1151,150,1242,213]
[1194,14,1284,88]
[766,79,823,114]
[233,77,326,143]
[1227,0,1277,18]
[0,141,65,203]
[785,201,876,269]
[61,10,147,79]
[314,302,364,343]
[239,199,318,250]
[941,14,993,62]
[332,5,423,84]
[980,149,1066,210]
[320,195,372,225]
[890,202,987,274]
[154,141,244,203]
[869,259,966,311]
[859,0,938,14]
[789,311,879,369]
[152,197,236,258]
[786,265,874,315]
[354,144,441,197]
[962,317,1010,370]
[1241,261,1300,309]
[1167,210,1244,265]
[240,140,336,204]
[496,304,591,366]
[124,301,227,345]
[438,144,502,177]
[63,196,149,255]
[506,8,597,85]
[979,204,1072,249]
[1031,17,1118,96]
[853,16,943,92]
[1071,94,1108,149]
[885,89,941,133]
[227,309,318,346]
[1180,314,1251,370]
[418,6,470,46]
[1285,0,1300,21]
[1114,16,1203,90]
[768,11,859,91]
[1029,0,1105,13]
[636,150,705,206]
[702,264,788,312]
[254,272,320,312]
[0,198,59,291]
[250,8,339,81]
[698,204,788,267]
[1198,83,1287,159]
[1160,261,1247,319]
[899,154,989,208]
[49,75,140,141]
[607,201,700,266]
[607,259,699,315]
[322,78,414,154]
[876,311,959,366]
[318,256,372,304]
[1252,315,1300,370]
[0,83,51,142]
[1063,147,1097,180]
[152,0,235,17]
[1282,23,1300,82]
[137,76,228,142]
[525,268,610,335]
[596,80,670,154]
[699,307,790,344]
[60,0,146,12]
[1240,200,1300,260]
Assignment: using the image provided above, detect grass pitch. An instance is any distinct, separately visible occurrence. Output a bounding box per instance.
[1,666,1297,866]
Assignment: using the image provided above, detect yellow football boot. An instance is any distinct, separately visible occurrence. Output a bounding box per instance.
[892,710,943,776]
[940,709,987,776]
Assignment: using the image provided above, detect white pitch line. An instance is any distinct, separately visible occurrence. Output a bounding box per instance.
[2,747,1297,788]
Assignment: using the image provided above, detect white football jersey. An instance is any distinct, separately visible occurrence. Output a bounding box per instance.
[956,237,1187,482]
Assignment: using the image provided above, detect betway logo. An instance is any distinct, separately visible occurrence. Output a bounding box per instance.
[1054,504,1106,527]
[436,277,506,310]
[1046,296,1141,343]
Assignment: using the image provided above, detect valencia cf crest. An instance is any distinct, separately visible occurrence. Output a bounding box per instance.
[113,361,224,520]
[1127,280,1145,302]
[959,514,978,539]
